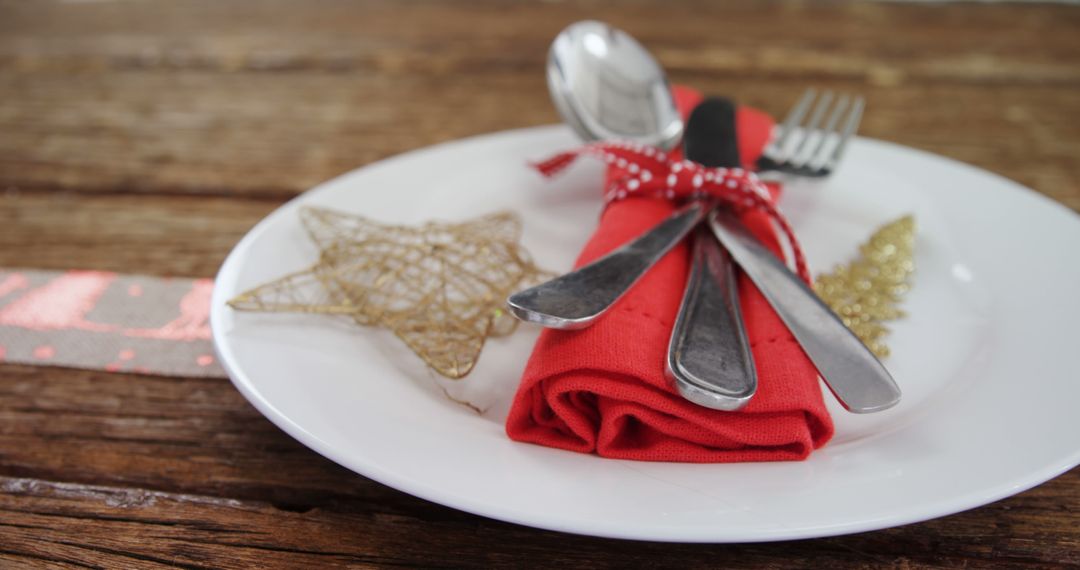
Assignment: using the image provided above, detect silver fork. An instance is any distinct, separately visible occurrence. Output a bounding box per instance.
[756,89,865,178]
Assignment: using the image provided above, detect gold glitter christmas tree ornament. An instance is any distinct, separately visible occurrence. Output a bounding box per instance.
[228,207,550,379]
[813,215,916,358]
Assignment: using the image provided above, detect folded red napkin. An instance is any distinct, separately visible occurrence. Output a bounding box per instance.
[505,87,834,462]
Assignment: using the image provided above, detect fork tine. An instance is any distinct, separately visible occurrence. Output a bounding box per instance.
[806,94,850,168]
[788,90,834,167]
[823,95,864,172]
[768,89,817,160]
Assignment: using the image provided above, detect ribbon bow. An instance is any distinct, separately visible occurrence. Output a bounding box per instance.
[532,141,810,283]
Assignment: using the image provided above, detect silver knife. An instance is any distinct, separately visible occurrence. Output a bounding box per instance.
[708,210,902,413]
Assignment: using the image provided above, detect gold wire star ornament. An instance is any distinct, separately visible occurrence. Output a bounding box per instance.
[814,215,917,358]
[227,207,550,379]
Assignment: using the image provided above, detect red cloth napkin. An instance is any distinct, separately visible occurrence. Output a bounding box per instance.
[505,87,834,462]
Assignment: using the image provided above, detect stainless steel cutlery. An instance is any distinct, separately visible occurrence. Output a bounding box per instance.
[510,20,900,413]
[757,88,865,178]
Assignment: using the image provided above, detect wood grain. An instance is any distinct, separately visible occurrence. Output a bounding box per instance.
[0,193,277,275]
[0,1,1077,207]
[1,0,1078,567]
[1,470,1077,569]
[0,361,1076,567]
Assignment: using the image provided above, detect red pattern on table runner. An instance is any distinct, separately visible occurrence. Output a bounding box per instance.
[0,269,224,377]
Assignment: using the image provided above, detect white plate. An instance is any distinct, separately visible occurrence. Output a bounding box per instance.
[211,126,1080,542]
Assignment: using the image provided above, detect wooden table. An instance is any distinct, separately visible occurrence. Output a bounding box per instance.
[2,1,1077,567]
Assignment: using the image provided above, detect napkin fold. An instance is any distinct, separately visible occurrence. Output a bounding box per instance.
[505,87,834,462]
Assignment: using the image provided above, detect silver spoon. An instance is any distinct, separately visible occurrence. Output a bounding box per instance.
[507,20,704,329]
[546,19,683,149]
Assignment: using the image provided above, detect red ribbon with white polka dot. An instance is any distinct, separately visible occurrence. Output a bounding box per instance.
[532,141,811,283]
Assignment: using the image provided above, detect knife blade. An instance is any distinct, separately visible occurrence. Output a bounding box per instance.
[506,202,705,329]
[708,208,902,413]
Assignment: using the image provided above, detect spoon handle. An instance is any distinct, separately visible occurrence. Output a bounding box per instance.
[708,209,901,413]
[506,202,705,329]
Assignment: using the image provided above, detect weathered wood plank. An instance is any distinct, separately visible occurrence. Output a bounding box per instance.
[2,1,1078,83]
[0,364,392,513]
[1,71,1076,209]
[0,193,278,275]
[0,362,1077,567]
[0,0,1076,207]
[0,473,1077,569]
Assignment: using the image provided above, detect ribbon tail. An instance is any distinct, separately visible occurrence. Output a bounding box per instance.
[758,200,811,284]
[530,151,582,178]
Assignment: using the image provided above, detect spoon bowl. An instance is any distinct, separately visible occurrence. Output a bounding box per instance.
[546,20,683,150]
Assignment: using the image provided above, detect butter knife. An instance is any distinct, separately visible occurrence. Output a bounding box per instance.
[708,210,902,413]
